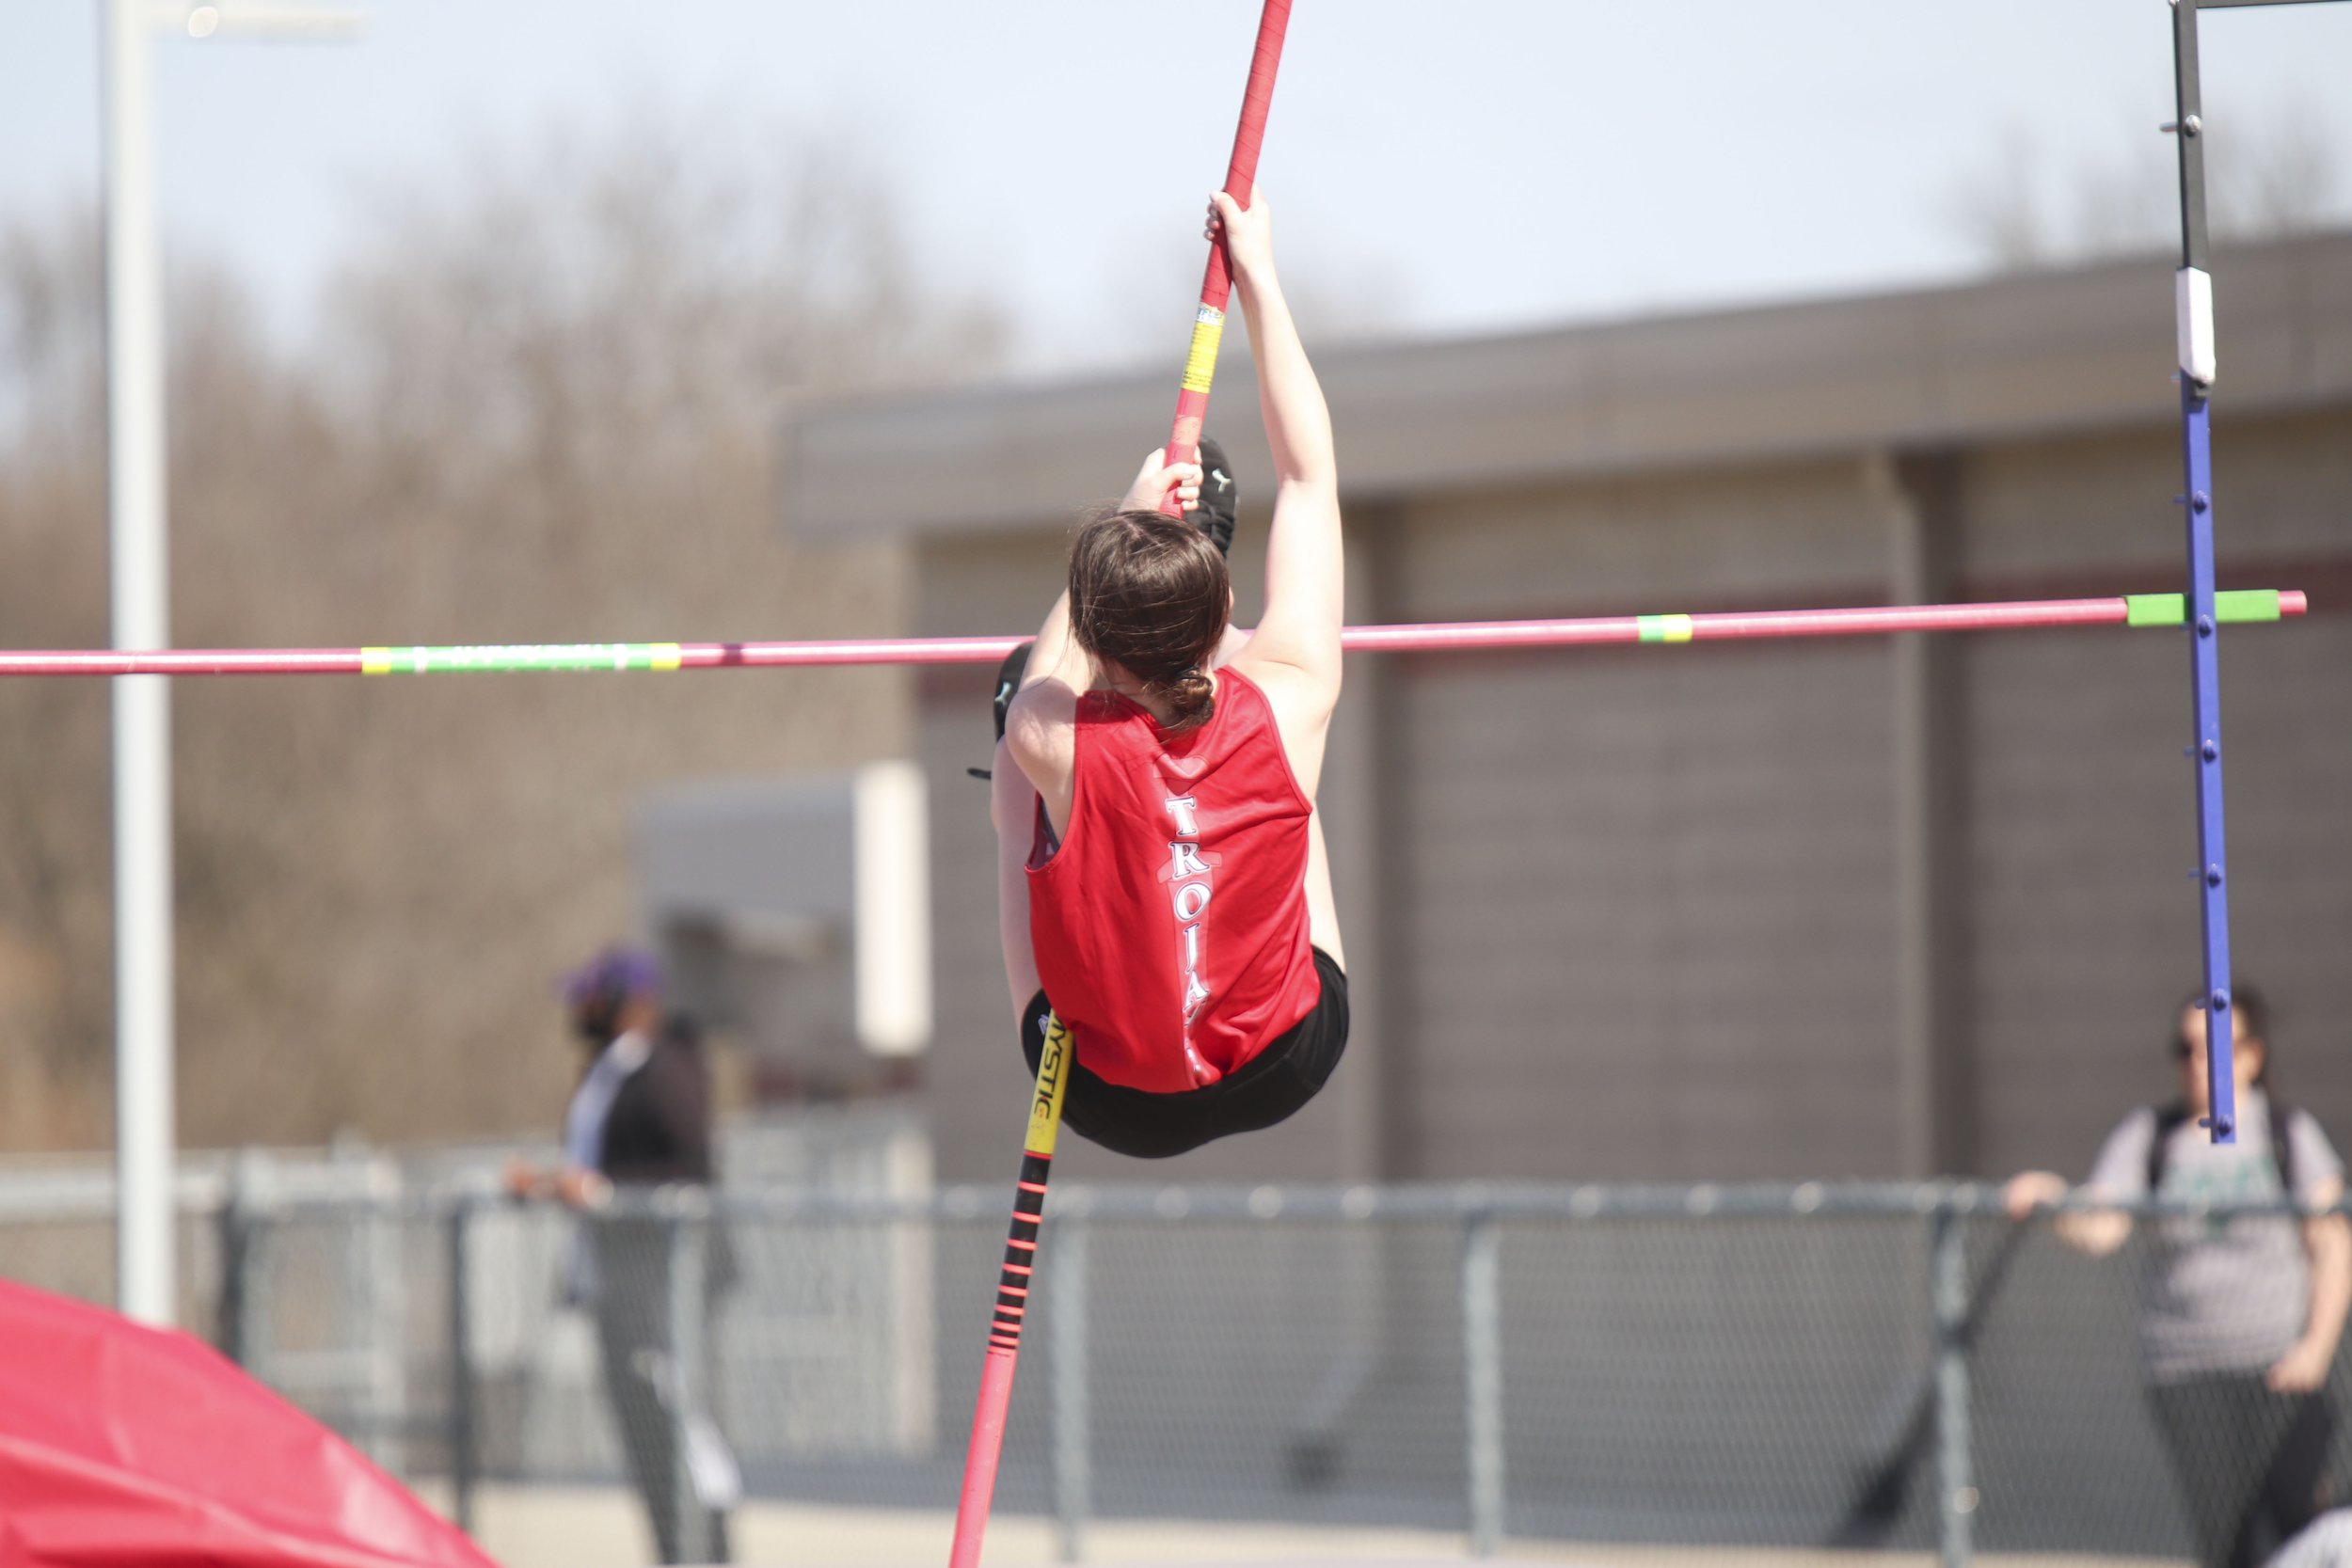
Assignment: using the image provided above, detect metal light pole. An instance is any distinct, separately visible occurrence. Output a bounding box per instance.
[104,0,173,1329]
[102,0,363,1327]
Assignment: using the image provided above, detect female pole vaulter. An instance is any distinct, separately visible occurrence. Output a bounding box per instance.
[948,18,1299,1562]
[989,184,1348,1159]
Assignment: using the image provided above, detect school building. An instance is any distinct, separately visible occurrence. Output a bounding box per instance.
[779,230,2352,1188]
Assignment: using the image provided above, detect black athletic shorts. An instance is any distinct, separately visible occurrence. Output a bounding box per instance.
[1020,947,1348,1160]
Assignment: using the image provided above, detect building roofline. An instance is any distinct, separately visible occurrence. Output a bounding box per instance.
[779,231,2352,544]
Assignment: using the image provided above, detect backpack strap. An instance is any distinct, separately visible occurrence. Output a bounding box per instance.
[2274,1101,2300,1198]
[2146,1102,2194,1194]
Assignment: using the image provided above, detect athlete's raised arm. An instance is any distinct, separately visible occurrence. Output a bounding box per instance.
[1016,451,1201,702]
[1213,188,1341,699]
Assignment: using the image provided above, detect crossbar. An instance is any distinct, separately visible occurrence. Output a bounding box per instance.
[0,592,2305,677]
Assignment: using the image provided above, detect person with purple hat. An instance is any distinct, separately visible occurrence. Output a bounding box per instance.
[506,945,736,1564]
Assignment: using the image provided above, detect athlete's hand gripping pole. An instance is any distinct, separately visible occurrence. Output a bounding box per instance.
[1160,0,1294,517]
[946,1013,1074,1568]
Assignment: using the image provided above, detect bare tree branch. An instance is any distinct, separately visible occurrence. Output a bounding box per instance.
[0,110,1007,1149]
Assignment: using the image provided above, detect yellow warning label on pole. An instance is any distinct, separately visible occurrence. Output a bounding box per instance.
[1025,1014,1073,1157]
[1180,306,1226,394]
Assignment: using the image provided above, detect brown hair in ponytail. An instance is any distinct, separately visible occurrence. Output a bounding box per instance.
[1067,507,1231,735]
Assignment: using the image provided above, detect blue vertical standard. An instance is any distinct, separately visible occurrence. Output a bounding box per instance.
[2169,0,2233,1140]
[2185,0,2352,1140]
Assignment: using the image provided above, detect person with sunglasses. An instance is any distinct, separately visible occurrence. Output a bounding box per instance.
[2005,985,2350,1568]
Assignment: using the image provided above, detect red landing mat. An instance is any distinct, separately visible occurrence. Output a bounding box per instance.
[0,1278,499,1568]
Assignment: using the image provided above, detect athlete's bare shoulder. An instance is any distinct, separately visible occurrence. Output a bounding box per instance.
[1004,678,1079,799]
[1230,647,1336,727]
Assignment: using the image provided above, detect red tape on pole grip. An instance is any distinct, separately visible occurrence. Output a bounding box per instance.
[1162,0,1294,515]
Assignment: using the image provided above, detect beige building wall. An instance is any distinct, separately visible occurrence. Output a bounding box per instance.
[786,236,2352,1187]
[1952,418,2352,1177]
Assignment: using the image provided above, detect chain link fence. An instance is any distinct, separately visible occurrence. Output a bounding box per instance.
[7,1174,2350,1567]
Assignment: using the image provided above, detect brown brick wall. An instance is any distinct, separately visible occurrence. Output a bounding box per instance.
[910,404,2352,1183]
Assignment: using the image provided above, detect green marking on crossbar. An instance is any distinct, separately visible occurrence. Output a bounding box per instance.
[1636,614,1694,644]
[2123,591,2281,628]
[359,643,684,674]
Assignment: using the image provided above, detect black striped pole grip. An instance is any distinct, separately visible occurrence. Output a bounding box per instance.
[947,1011,1074,1568]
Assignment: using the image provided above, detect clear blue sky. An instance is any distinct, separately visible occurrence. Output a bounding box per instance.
[3,1,2348,372]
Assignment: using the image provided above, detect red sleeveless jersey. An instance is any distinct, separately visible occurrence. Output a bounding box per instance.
[1027,668,1319,1094]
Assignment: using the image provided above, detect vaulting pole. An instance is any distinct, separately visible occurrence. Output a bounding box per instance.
[1158,0,1293,516]
[946,1014,1073,1568]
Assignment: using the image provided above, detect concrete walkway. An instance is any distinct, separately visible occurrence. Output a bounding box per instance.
[417,1482,2189,1568]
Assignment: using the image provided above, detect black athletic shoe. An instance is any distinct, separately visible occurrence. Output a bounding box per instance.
[968,640,1036,781]
[1185,435,1237,558]
[993,641,1033,742]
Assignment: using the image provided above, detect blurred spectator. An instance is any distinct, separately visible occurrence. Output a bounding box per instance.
[2006,986,2350,1568]
[2273,1509,2352,1568]
[505,946,737,1565]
